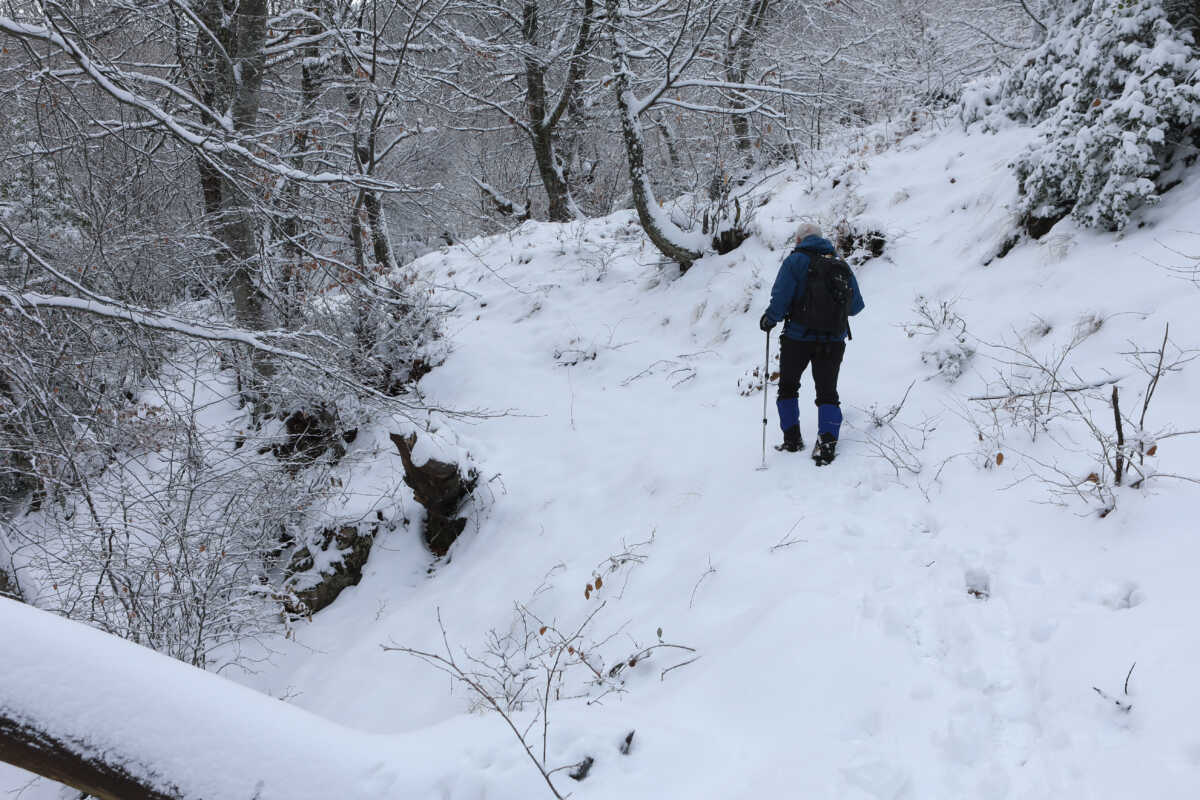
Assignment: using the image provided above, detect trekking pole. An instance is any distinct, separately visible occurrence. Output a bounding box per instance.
[757,330,770,471]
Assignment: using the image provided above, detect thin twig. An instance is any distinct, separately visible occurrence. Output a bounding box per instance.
[660,656,700,681]
[689,557,716,609]
[770,517,808,552]
[969,376,1121,402]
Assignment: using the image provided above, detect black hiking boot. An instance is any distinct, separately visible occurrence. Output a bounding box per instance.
[811,433,837,466]
[774,425,804,453]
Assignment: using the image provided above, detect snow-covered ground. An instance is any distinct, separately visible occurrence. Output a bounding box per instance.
[7,121,1200,798]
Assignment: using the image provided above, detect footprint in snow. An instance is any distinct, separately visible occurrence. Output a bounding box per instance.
[965,568,991,600]
[841,760,912,800]
[1095,580,1145,610]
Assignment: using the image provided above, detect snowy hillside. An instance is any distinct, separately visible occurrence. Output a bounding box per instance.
[249,123,1200,796]
[8,120,1200,799]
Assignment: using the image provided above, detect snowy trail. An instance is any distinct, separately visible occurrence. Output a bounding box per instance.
[383,159,1200,796]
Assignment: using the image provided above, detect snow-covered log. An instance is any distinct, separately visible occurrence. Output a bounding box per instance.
[0,598,423,799]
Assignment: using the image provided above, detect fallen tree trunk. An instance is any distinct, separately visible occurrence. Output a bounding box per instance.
[0,715,178,800]
[0,598,429,799]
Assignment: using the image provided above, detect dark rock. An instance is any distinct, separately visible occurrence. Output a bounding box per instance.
[1023,210,1066,239]
[995,234,1020,260]
[273,407,346,467]
[711,227,750,254]
[568,756,594,781]
[835,226,887,264]
[0,565,21,601]
[389,432,477,557]
[285,524,376,616]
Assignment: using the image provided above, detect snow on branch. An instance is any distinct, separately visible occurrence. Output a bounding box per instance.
[0,15,413,194]
[473,178,530,220]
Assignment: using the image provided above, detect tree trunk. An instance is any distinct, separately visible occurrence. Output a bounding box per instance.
[0,715,180,800]
[523,0,569,222]
[363,189,398,273]
[192,0,275,382]
[530,125,574,222]
[281,1,328,326]
[724,0,771,161]
[223,0,272,352]
[606,0,702,271]
[521,0,594,222]
[0,527,20,601]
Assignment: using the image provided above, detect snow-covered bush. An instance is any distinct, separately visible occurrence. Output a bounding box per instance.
[249,274,448,466]
[904,296,974,381]
[963,0,1200,232]
[5,395,312,669]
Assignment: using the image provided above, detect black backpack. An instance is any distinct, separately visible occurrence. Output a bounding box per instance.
[788,249,854,339]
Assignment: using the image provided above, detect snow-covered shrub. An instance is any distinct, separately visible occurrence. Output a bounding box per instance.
[343,280,446,396]
[834,219,888,265]
[6,399,312,669]
[904,296,974,381]
[966,1,1200,229]
[253,272,447,463]
[965,0,1200,233]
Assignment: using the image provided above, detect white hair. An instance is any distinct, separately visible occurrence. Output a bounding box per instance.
[794,222,822,242]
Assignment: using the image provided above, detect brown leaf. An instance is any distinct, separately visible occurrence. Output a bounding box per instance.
[594,575,603,590]
[1147,445,1158,456]
[995,452,1004,466]
[1086,473,1100,484]
[539,626,547,636]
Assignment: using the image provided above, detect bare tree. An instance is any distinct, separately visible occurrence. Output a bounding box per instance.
[723,0,772,160]
[432,0,598,221]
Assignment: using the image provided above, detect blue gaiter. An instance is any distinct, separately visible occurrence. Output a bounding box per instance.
[777,397,800,431]
[817,404,842,439]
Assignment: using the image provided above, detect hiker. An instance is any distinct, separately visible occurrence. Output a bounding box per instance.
[759,223,864,465]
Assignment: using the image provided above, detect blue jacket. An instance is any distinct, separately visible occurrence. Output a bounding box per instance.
[765,235,865,341]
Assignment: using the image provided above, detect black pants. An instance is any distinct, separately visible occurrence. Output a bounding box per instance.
[778,337,845,406]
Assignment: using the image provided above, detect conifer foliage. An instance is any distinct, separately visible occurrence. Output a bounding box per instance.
[965,0,1200,233]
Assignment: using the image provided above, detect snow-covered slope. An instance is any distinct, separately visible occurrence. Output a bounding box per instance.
[10,122,1200,799]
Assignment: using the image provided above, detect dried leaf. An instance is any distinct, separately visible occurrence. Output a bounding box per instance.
[1147,445,1158,456]
[594,575,603,590]
[995,452,1004,466]
[538,626,547,636]
[1086,473,1100,484]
